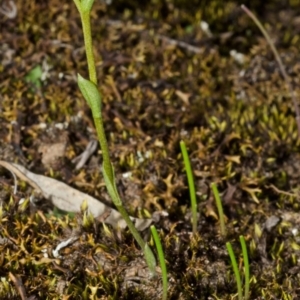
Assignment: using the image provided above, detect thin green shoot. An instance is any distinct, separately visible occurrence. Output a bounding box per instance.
[25,65,43,90]
[226,242,242,300]
[151,225,168,300]
[241,4,300,138]
[72,0,156,276]
[73,0,97,85]
[240,235,250,300]
[226,237,250,300]
[180,140,197,234]
[211,183,226,236]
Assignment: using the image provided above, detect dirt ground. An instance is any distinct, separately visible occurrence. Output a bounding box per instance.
[1,0,300,299]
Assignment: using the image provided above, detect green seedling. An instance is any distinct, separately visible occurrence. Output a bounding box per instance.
[240,235,250,300]
[25,65,42,90]
[151,225,168,300]
[72,0,156,276]
[226,236,250,300]
[211,184,250,298]
[226,241,242,300]
[211,182,226,236]
[241,4,300,139]
[180,140,198,234]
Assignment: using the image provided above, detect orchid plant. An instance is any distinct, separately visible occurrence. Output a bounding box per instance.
[72,0,156,277]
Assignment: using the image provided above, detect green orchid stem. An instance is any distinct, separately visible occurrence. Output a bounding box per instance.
[72,0,81,12]
[74,0,97,85]
[94,117,113,181]
[73,0,156,277]
[81,10,97,85]
[117,206,156,277]
[117,205,145,248]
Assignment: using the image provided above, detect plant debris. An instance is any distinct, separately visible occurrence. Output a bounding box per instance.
[0,160,152,230]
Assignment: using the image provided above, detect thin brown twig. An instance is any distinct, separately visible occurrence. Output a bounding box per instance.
[8,272,27,300]
[266,184,298,198]
[241,4,300,140]
[156,34,205,54]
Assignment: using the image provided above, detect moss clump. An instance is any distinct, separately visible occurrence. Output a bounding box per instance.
[1,0,300,298]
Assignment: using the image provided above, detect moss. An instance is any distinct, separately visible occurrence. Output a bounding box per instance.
[1,0,300,298]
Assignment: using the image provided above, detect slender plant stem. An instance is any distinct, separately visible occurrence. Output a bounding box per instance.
[117,205,147,249]
[180,140,197,234]
[151,226,168,300]
[81,10,97,85]
[240,235,250,300]
[73,0,156,276]
[118,206,156,277]
[241,4,300,139]
[211,183,226,236]
[94,117,113,181]
[76,3,111,179]
[226,242,242,300]
[73,0,81,12]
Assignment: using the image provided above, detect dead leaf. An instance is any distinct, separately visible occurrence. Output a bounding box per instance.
[0,160,152,231]
[175,90,191,105]
[224,155,241,164]
[240,186,261,204]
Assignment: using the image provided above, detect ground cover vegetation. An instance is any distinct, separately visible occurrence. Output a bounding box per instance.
[1,0,300,299]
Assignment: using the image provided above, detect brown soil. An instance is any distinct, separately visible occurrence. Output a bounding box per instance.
[1,0,300,299]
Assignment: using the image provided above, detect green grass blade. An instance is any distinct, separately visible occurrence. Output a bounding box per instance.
[211,183,226,236]
[240,235,250,300]
[226,242,242,300]
[151,225,168,300]
[180,140,197,234]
